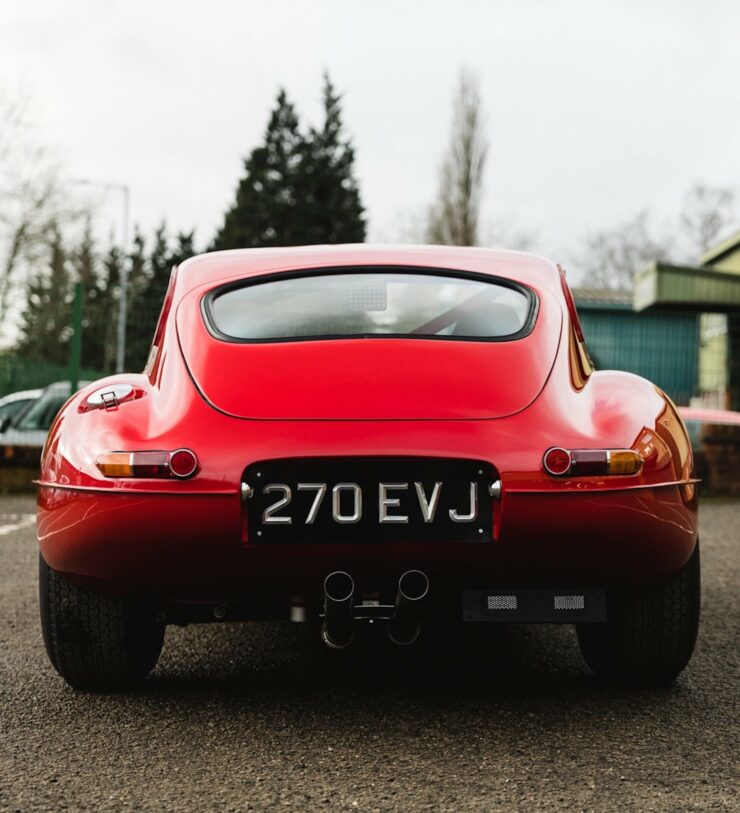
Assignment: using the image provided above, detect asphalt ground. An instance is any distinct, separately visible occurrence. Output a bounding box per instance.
[0,494,738,812]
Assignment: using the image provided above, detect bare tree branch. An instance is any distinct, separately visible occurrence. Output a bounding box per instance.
[0,87,65,336]
[680,182,736,261]
[575,211,668,291]
[480,215,539,252]
[426,70,488,246]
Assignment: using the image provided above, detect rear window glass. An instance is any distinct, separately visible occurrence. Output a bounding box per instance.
[206,271,534,341]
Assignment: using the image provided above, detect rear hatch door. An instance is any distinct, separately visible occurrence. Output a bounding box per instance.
[176,280,561,421]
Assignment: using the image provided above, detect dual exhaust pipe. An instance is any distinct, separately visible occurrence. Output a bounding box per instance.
[322,569,429,649]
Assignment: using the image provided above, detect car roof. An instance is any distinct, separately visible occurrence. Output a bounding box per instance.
[175,245,563,300]
[42,381,89,393]
[0,388,42,405]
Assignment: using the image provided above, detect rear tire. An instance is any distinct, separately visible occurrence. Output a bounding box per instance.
[577,542,700,686]
[39,555,164,690]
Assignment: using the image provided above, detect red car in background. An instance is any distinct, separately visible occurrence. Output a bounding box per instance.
[37,246,700,689]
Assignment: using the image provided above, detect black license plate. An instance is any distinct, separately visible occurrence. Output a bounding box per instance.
[244,457,495,544]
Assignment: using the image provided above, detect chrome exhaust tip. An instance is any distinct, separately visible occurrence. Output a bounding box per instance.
[322,571,355,649]
[388,570,429,646]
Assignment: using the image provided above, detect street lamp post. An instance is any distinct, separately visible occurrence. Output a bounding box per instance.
[70,179,130,373]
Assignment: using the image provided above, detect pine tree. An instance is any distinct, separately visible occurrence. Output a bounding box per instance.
[302,74,366,244]
[100,244,123,373]
[127,228,148,301]
[211,77,365,250]
[13,221,197,376]
[124,229,149,370]
[142,223,174,313]
[142,225,195,311]
[126,225,197,371]
[15,225,72,364]
[73,218,107,371]
[211,91,304,249]
[147,224,171,300]
[170,230,195,268]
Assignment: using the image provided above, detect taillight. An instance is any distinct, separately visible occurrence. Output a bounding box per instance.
[169,448,199,478]
[542,447,571,476]
[543,447,642,477]
[96,449,198,479]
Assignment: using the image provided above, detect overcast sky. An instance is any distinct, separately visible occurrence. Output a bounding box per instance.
[2,0,739,278]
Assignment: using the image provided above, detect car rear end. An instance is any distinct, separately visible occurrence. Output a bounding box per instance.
[36,247,700,688]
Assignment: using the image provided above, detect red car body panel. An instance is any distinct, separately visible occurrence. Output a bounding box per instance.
[36,246,698,611]
[177,279,560,421]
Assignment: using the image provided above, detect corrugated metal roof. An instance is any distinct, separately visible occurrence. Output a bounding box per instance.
[699,229,740,267]
[573,288,633,307]
[634,262,740,312]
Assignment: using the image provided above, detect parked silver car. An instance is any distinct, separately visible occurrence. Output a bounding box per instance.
[0,389,42,429]
[0,382,88,448]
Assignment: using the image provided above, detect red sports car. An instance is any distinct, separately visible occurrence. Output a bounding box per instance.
[37,246,700,689]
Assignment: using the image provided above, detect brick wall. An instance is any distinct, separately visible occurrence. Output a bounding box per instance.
[701,424,740,496]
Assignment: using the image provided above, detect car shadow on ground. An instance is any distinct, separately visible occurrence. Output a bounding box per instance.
[132,620,685,711]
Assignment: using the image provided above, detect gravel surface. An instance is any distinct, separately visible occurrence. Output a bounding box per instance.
[1,494,738,812]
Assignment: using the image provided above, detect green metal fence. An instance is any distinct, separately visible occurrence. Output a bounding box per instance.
[0,284,163,399]
[0,356,106,398]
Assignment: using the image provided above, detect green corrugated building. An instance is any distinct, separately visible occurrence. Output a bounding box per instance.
[573,229,740,409]
[635,230,740,409]
[574,289,700,405]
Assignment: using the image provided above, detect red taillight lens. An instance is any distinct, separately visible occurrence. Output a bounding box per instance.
[96,449,198,479]
[169,448,198,478]
[543,447,572,476]
[543,448,642,477]
[568,449,608,476]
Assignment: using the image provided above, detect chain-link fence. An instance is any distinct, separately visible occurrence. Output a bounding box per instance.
[0,221,193,403]
[0,283,163,430]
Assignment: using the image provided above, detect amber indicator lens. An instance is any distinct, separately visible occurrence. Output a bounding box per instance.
[606,450,643,475]
[95,452,135,477]
[96,449,198,479]
[543,448,642,477]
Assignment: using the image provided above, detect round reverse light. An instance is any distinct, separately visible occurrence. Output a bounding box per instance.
[543,447,572,476]
[169,448,198,478]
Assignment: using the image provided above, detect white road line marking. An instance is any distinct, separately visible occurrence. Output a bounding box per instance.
[0,514,35,536]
